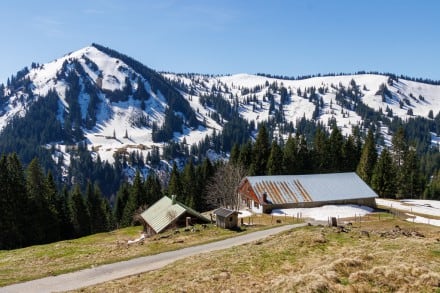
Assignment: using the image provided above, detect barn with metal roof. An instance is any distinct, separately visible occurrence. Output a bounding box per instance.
[238,172,378,213]
[140,195,210,235]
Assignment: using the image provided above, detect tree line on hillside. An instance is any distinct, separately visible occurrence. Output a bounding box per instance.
[2,122,440,250]
[0,152,217,250]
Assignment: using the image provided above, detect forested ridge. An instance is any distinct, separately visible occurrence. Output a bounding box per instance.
[1,45,440,250]
[2,121,440,250]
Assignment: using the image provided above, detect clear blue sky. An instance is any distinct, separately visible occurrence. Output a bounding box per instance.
[1,0,439,83]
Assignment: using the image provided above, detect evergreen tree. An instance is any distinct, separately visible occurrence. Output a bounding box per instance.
[26,158,60,244]
[69,185,91,237]
[252,124,270,175]
[182,159,196,208]
[371,148,396,198]
[57,186,74,239]
[229,143,240,166]
[392,127,407,168]
[114,182,130,225]
[168,162,183,201]
[267,141,283,175]
[145,172,162,205]
[1,154,28,248]
[120,186,137,227]
[296,134,311,173]
[424,170,440,199]
[238,141,253,170]
[86,182,109,234]
[45,171,61,242]
[342,135,359,171]
[132,170,146,207]
[356,129,377,184]
[196,158,215,211]
[282,134,297,174]
[399,148,424,199]
[328,126,344,171]
[0,155,22,249]
[312,127,328,172]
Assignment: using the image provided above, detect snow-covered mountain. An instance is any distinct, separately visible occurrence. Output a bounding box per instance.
[1,44,440,170]
[164,72,440,135]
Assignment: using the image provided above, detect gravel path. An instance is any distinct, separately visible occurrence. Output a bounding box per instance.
[1,223,307,293]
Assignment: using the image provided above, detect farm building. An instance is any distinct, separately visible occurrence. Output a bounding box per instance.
[238,172,378,213]
[213,208,240,229]
[140,195,210,235]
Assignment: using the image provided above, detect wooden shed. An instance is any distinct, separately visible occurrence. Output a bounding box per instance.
[213,208,240,229]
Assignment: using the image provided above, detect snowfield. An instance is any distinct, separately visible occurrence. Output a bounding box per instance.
[376,198,440,217]
[271,204,374,221]
[261,198,440,226]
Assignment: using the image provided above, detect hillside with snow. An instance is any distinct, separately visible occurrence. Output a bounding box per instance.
[1,44,440,175]
[164,72,440,138]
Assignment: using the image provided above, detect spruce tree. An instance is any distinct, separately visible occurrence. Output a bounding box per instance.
[328,126,344,171]
[267,141,283,175]
[1,154,28,248]
[57,186,74,239]
[371,148,396,198]
[168,162,183,201]
[0,155,22,249]
[182,159,196,208]
[342,135,359,172]
[45,171,61,242]
[356,129,377,184]
[252,124,270,175]
[132,170,146,207]
[26,158,59,244]
[86,182,109,234]
[400,148,424,199]
[69,185,91,237]
[296,134,310,173]
[424,170,440,199]
[282,134,297,174]
[114,183,130,225]
[229,143,240,166]
[145,172,162,205]
[313,127,328,172]
[392,127,407,168]
[238,141,253,171]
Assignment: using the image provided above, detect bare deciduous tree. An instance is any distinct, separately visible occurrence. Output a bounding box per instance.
[205,163,247,210]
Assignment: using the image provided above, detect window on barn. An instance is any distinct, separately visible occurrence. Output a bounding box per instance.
[229,217,233,222]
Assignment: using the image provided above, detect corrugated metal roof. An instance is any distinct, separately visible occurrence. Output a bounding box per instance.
[245,172,378,205]
[140,196,209,233]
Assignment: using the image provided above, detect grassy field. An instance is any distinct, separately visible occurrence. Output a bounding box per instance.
[0,214,286,287]
[74,216,440,292]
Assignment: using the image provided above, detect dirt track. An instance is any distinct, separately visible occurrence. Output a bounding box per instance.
[1,223,306,293]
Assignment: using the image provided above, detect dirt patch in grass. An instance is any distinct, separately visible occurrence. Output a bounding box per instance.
[76,219,440,292]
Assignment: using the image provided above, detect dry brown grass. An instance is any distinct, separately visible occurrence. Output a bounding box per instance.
[76,218,440,293]
[0,222,281,287]
[0,213,287,287]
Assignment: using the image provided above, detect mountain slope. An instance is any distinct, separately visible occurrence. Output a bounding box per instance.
[1,44,440,178]
[164,72,440,138]
[0,44,219,165]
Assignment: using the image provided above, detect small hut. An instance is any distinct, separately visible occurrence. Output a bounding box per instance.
[213,208,240,229]
[140,195,210,235]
